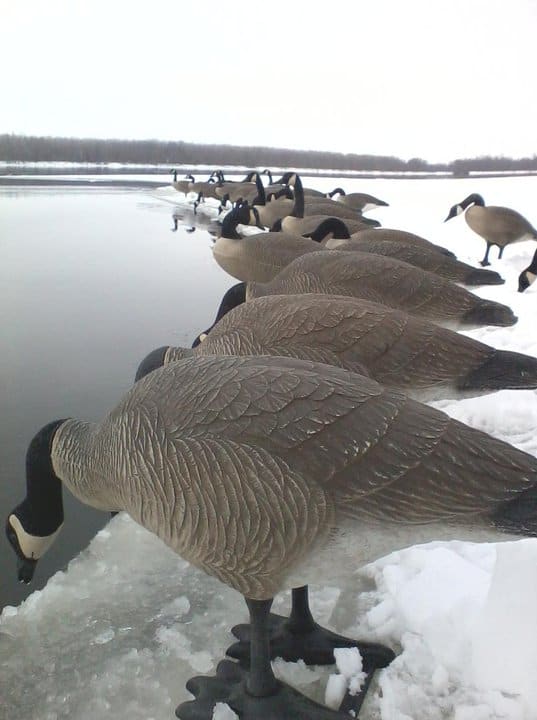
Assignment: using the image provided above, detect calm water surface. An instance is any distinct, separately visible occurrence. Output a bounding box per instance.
[0,186,234,609]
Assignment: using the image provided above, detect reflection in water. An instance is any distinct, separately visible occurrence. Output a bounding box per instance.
[0,187,235,610]
[171,202,222,240]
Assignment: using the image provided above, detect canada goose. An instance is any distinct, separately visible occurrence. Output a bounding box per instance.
[170,170,195,195]
[191,176,222,212]
[247,250,517,330]
[250,182,295,228]
[288,173,375,226]
[325,236,504,286]
[518,249,537,292]
[327,188,389,213]
[215,172,265,210]
[276,174,375,235]
[8,356,537,718]
[213,203,324,282]
[350,228,456,258]
[444,193,537,266]
[137,293,537,402]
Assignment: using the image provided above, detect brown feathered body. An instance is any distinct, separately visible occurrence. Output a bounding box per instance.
[51,356,537,601]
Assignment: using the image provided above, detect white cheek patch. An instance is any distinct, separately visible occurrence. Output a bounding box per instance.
[527,271,537,286]
[198,333,208,343]
[8,514,63,560]
[323,237,346,249]
[456,204,464,215]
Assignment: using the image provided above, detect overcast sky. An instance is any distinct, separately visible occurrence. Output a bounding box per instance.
[0,0,535,162]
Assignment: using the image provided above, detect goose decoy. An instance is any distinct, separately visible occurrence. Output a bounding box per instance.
[7,355,537,719]
[351,227,456,257]
[327,188,389,213]
[444,193,537,267]
[170,170,194,195]
[325,236,504,286]
[518,249,537,292]
[278,173,379,235]
[282,173,376,230]
[212,203,327,283]
[215,172,265,211]
[137,292,537,402]
[246,250,517,330]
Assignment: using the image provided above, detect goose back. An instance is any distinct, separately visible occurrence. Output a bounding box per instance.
[325,237,504,286]
[247,250,517,329]
[161,293,537,401]
[351,228,455,257]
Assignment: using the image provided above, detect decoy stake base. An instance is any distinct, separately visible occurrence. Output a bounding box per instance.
[228,612,395,670]
[176,658,361,719]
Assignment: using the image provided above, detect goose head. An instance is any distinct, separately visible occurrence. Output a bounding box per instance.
[445,193,485,221]
[170,168,178,182]
[6,420,67,584]
[327,187,346,198]
[518,250,537,292]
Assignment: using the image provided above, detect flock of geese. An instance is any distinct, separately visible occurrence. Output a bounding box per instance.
[7,168,537,718]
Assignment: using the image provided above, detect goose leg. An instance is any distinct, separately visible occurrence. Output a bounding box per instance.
[498,245,505,259]
[480,243,492,266]
[176,597,349,719]
[227,585,394,670]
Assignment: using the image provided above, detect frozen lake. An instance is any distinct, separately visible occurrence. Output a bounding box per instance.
[2,173,537,719]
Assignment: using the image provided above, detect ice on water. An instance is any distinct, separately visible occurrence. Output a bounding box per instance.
[2,175,537,719]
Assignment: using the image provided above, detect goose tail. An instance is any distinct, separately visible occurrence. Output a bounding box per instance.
[462,301,517,328]
[458,350,537,392]
[464,268,505,286]
[494,485,537,537]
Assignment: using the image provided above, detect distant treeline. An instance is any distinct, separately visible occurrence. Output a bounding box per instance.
[1,134,536,175]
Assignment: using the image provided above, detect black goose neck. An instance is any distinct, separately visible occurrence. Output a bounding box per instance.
[463,193,485,208]
[221,206,248,238]
[20,419,67,534]
[290,174,304,218]
[309,217,351,242]
[216,282,247,320]
[193,282,246,345]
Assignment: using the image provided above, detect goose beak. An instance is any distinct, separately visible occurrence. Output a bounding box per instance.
[17,556,37,584]
[444,205,459,222]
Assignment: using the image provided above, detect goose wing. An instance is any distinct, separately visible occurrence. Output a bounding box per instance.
[196,294,495,396]
[251,251,479,322]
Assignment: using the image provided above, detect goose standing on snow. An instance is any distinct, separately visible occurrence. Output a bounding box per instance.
[7,356,537,718]
[136,292,537,402]
[246,250,517,330]
[444,193,537,266]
